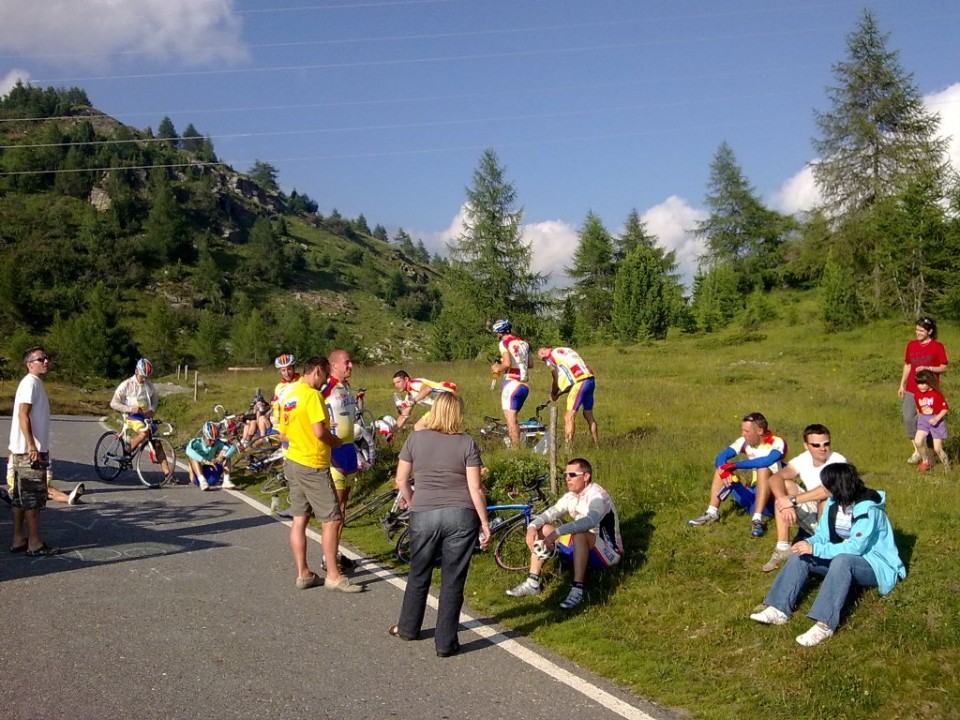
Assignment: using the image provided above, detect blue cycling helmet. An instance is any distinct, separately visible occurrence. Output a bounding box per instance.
[135,358,153,377]
[492,319,511,334]
[274,353,296,369]
[202,421,220,441]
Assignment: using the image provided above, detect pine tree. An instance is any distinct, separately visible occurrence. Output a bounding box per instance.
[433,149,543,359]
[812,9,948,218]
[566,211,616,342]
[612,244,670,341]
[695,142,786,292]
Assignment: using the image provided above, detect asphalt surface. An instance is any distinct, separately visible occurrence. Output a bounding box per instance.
[0,416,677,720]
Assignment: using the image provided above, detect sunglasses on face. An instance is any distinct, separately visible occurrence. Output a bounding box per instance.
[807,441,831,448]
[28,356,49,364]
[564,471,586,478]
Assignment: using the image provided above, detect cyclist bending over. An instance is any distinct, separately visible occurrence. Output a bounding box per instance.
[185,422,238,491]
[109,358,173,482]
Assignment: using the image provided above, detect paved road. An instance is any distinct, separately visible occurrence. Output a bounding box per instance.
[0,416,676,720]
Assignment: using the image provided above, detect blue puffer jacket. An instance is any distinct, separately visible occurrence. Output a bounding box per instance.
[808,489,907,595]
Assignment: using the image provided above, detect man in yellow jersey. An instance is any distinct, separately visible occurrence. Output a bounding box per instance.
[537,346,599,446]
[279,356,362,593]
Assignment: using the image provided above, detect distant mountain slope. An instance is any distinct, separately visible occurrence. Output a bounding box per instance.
[0,84,446,380]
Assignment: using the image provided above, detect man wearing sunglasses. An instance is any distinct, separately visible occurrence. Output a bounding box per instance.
[505,458,622,609]
[6,347,59,556]
[760,424,847,573]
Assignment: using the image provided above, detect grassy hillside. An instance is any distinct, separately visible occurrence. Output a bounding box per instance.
[31,289,959,719]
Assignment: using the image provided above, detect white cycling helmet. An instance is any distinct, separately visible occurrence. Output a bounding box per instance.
[532,539,558,561]
[491,319,511,334]
[274,353,296,369]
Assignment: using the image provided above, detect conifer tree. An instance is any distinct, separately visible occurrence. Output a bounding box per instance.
[566,211,616,342]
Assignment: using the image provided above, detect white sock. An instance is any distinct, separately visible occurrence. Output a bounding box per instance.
[752,512,763,522]
[706,507,719,517]
[776,541,790,550]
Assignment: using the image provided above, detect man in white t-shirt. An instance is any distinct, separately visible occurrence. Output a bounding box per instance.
[6,346,59,556]
[760,423,847,572]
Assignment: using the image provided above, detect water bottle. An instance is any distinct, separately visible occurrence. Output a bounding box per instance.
[270,495,280,513]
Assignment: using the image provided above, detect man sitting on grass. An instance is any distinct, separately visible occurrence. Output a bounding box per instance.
[761,424,847,572]
[687,412,786,538]
[506,458,622,609]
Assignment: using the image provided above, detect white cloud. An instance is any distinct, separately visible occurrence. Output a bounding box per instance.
[926,82,960,173]
[0,0,247,69]
[522,219,579,287]
[420,205,579,288]
[641,196,708,289]
[770,164,821,215]
[0,68,30,97]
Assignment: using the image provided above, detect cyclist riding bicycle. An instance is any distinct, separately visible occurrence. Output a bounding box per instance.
[109,358,173,483]
[185,421,238,491]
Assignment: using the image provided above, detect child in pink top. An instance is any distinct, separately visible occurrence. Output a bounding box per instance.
[913,369,950,472]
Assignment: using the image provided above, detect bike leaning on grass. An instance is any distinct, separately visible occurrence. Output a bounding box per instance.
[94,418,177,488]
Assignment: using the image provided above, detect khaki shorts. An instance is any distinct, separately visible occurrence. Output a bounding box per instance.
[284,459,341,521]
[8,453,49,510]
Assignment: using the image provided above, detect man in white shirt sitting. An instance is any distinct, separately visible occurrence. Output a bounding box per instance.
[760,423,847,572]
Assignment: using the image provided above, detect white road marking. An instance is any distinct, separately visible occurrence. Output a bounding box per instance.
[228,487,658,720]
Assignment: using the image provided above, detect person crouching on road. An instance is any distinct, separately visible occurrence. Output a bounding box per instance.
[185,421,237,491]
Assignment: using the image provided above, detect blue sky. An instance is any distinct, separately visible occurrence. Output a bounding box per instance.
[2,0,960,287]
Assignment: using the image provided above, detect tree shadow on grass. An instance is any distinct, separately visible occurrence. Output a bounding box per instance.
[492,510,656,635]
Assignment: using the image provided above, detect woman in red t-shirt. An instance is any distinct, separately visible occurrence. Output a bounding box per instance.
[898,316,948,463]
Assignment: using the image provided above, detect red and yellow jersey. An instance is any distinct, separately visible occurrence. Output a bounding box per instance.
[279,380,332,469]
[543,347,594,392]
[408,377,457,397]
[499,334,531,383]
[271,373,301,426]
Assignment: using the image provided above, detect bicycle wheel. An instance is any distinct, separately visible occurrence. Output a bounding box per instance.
[395,527,412,563]
[494,517,532,572]
[260,470,287,495]
[94,431,125,481]
[344,489,397,525]
[136,437,175,488]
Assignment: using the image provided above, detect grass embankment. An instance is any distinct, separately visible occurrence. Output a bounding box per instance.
[31,294,960,720]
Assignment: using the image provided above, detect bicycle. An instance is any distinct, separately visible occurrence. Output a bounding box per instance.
[93,419,177,488]
[344,485,398,525]
[479,401,551,453]
[394,473,549,570]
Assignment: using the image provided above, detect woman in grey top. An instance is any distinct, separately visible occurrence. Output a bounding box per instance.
[389,393,490,657]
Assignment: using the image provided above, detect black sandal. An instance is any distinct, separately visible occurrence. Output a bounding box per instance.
[388,625,416,641]
[25,544,59,557]
[9,543,27,553]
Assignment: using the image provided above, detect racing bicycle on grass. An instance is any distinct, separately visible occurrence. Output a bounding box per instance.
[479,402,551,452]
[94,419,177,488]
[394,473,549,570]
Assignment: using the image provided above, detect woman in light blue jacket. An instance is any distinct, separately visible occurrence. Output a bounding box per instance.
[749,462,906,646]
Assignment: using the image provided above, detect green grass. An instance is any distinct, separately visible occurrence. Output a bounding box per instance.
[34,299,960,720]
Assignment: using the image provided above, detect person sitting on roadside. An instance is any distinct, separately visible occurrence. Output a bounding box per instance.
[760,424,848,573]
[687,412,786,538]
[109,358,173,484]
[506,458,622,610]
[391,371,457,433]
[185,421,238,491]
[240,387,273,449]
[750,463,906,647]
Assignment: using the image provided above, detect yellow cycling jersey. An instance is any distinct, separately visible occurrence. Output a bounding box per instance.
[543,347,594,392]
[278,380,332,469]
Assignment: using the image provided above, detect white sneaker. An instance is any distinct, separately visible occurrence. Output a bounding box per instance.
[199,478,210,491]
[67,483,85,505]
[749,605,789,625]
[506,579,541,597]
[796,622,834,646]
[906,452,923,465]
[221,476,236,490]
[687,511,719,526]
[559,586,584,609]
